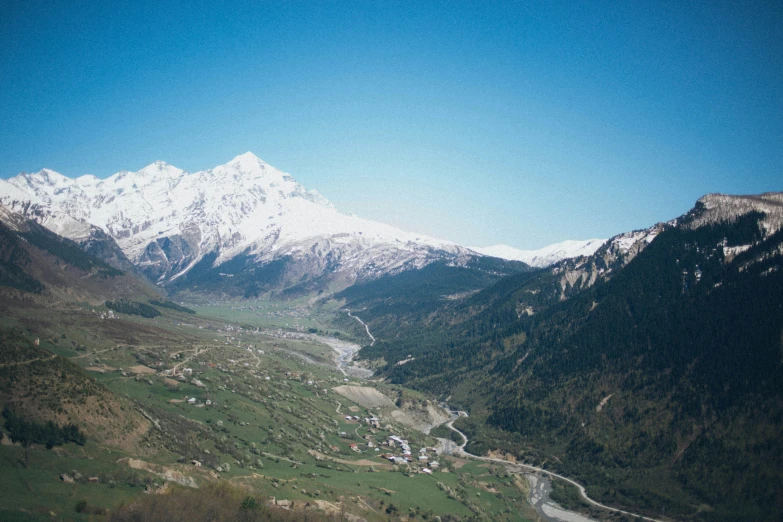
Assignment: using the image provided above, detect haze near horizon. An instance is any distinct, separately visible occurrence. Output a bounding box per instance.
[1,1,781,249]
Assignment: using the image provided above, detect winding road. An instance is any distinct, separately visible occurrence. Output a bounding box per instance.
[346,310,375,346]
[444,418,665,522]
[171,345,213,373]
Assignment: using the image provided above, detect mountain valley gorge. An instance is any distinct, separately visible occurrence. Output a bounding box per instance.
[0,156,780,521]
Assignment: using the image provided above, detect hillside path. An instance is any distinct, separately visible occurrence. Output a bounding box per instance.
[0,354,57,368]
[171,345,213,373]
[69,345,119,360]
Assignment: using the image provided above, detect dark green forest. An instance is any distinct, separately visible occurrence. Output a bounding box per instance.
[149,299,196,314]
[0,223,45,293]
[352,212,783,521]
[3,406,85,449]
[105,299,161,318]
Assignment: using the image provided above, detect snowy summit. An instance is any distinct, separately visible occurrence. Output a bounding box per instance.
[0,153,470,285]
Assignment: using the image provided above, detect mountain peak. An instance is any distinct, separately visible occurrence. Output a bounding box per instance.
[1,153,467,286]
[234,151,261,161]
[136,160,185,179]
[15,168,72,188]
[230,151,266,169]
[689,192,783,234]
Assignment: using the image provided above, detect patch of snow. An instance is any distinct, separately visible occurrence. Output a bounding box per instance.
[471,239,606,267]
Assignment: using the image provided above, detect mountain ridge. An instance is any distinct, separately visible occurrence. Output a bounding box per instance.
[0,153,477,292]
[352,191,783,521]
[470,238,607,267]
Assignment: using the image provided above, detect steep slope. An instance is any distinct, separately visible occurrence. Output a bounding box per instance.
[356,192,783,521]
[471,238,606,267]
[0,209,160,456]
[0,328,150,451]
[349,220,666,360]
[0,204,159,304]
[334,256,530,341]
[1,153,476,295]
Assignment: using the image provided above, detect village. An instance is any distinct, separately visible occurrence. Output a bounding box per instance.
[340,415,442,476]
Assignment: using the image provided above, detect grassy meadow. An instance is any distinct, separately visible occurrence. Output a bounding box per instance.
[0,297,535,520]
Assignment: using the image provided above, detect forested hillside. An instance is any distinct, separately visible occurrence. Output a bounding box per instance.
[355,195,783,521]
[335,256,529,339]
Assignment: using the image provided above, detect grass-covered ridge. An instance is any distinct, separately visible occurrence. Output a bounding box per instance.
[109,482,334,521]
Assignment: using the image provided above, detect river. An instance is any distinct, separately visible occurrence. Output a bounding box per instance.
[433,411,598,522]
[260,322,622,521]
[436,407,663,522]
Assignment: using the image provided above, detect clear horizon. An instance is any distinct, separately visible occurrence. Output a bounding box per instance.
[2,1,781,250]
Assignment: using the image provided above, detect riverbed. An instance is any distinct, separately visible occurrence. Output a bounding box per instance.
[434,409,599,522]
[307,333,374,378]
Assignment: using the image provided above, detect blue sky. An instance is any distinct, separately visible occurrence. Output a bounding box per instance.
[1,1,781,249]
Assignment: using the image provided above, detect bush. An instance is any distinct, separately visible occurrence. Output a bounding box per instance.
[75,500,88,513]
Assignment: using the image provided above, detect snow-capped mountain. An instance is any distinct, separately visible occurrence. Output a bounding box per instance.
[470,238,606,267]
[0,153,474,291]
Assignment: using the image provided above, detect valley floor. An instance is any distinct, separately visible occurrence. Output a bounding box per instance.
[0,297,549,521]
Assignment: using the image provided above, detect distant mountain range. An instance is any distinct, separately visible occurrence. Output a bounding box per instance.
[470,239,606,267]
[0,153,596,295]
